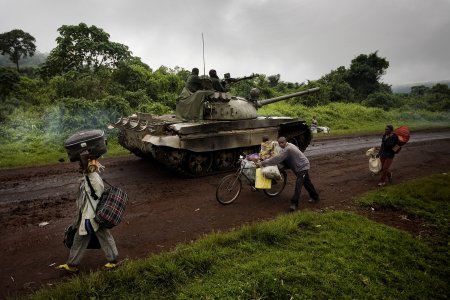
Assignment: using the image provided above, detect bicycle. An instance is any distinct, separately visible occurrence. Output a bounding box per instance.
[216,157,287,205]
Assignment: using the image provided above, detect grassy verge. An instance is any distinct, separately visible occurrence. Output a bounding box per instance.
[259,101,450,135]
[357,172,450,254]
[26,175,449,299]
[0,137,129,169]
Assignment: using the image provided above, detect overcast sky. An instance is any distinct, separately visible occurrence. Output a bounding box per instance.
[2,0,450,85]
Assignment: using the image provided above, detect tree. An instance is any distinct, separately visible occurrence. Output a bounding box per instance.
[112,57,152,92]
[319,66,355,102]
[362,92,397,111]
[42,23,131,76]
[344,51,390,100]
[410,85,430,97]
[0,67,20,98]
[426,83,450,111]
[268,74,281,87]
[0,29,36,71]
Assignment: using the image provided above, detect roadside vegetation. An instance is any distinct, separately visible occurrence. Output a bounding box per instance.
[25,173,449,299]
[357,173,450,255]
[1,24,449,169]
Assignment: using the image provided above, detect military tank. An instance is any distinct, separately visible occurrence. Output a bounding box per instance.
[110,76,319,176]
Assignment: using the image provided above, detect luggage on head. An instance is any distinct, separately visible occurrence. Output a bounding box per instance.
[393,126,410,153]
[64,129,107,162]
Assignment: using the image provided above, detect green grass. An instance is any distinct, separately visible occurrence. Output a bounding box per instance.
[357,172,450,255]
[25,174,450,299]
[259,101,450,135]
[0,137,129,169]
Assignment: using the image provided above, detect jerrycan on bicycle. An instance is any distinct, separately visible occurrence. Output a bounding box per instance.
[255,168,271,189]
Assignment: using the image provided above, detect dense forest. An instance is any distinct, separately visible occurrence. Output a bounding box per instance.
[1,24,449,163]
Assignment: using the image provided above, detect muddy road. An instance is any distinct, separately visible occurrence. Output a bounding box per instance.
[1,129,449,298]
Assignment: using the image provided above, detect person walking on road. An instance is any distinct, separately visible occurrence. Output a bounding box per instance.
[377,125,399,187]
[257,136,319,212]
[56,151,118,273]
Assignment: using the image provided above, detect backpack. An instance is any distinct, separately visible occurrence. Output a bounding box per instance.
[393,126,410,154]
[86,176,128,229]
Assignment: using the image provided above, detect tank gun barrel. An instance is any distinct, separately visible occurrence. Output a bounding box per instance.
[257,87,320,107]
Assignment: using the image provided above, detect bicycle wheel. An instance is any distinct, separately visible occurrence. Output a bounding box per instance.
[263,170,287,197]
[216,174,242,205]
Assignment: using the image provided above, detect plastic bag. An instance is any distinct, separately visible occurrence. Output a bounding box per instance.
[255,168,272,189]
[242,159,256,182]
[262,165,282,180]
[369,157,382,174]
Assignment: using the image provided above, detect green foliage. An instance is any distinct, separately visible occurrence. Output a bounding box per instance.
[357,173,450,255]
[42,97,99,135]
[137,101,172,115]
[259,101,450,133]
[402,83,450,112]
[50,70,111,100]
[0,29,36,71]
[29,209,448,299]
[2,39,450,170]
[267,74,281,86]
[362,91,397,111]
[319,66,354,103]
[41,23,131,76]
[0,67,20,98]
[123,89,150,109]
[97,95,132,122]
[112,57,153,92]
[345,51,390,100]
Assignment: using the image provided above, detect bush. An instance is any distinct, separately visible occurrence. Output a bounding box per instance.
[137,102,172,115]
[362,92,397,110]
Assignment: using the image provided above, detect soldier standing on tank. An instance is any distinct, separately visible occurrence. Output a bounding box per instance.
[209,69,228,92]
[186,68,203,93]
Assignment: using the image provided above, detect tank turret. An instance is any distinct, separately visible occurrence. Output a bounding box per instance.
[111,76,319,177]
[195,87,320,121]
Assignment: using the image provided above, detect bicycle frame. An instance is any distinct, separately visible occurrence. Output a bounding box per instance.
[216,157,287,205]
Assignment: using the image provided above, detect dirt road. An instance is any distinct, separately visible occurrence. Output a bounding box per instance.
[1,130,449,298]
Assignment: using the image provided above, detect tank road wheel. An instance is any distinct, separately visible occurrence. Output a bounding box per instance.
[185,152,213,176]
[213,150,236,171]
[165,149,184,168]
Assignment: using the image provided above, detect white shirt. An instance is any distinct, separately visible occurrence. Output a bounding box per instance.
[77,172,104,235]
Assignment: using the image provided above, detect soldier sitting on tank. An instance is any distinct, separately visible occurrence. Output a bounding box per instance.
[185,68,203,93]
[209,69,228,92]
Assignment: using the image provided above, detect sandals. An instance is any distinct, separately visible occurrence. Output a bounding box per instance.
[56,264,79,273]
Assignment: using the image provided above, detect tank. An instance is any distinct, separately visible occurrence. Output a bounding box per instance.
[110,78,319,176]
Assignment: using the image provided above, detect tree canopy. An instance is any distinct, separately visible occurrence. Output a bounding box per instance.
[0,29,36,71]
[41,23,132,76]
[345,51,390,100]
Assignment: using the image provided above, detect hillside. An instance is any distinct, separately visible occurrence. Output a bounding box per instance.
[392,80,450,93]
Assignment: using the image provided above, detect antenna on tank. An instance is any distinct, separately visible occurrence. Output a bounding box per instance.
[202,33,206,76]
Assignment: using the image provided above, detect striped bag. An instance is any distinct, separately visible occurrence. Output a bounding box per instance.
[86,177,128,229]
